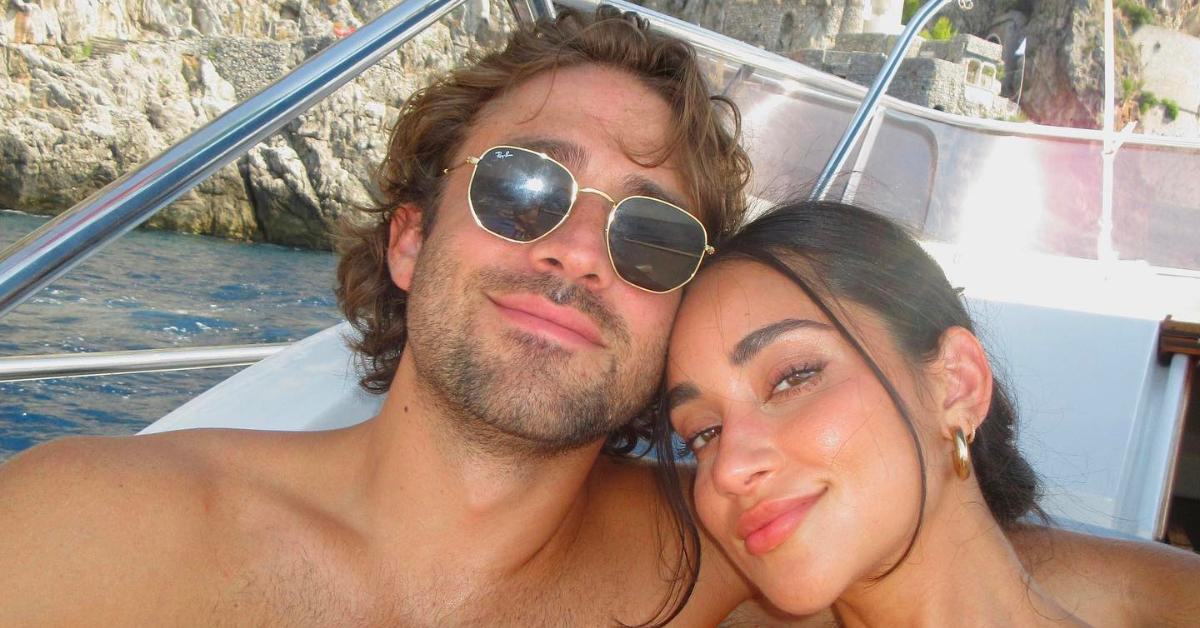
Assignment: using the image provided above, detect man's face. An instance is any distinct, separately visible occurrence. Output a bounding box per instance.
[392,64,691,454]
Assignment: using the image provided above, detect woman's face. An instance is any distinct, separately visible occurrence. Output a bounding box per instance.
[665,260,935,614]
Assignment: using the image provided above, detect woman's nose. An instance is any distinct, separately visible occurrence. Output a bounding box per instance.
[709,412,781,497]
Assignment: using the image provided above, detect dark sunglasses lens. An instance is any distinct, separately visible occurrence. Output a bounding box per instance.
[469,148,573,242]
[608,198,707,292]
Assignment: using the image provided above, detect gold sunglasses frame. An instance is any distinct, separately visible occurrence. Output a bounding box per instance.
[443,145,716,294]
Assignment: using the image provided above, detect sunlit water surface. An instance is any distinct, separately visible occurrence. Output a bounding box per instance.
[0,210,343,461]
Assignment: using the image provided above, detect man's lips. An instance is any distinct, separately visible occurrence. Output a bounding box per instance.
[489,293,606,348]
[735,489,826,557]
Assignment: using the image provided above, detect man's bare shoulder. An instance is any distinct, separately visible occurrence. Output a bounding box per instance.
[0,428,297,517]
[0,431,222,528]
[0,429,325,623]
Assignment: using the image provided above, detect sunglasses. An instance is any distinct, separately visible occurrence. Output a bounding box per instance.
[443,145,714,293]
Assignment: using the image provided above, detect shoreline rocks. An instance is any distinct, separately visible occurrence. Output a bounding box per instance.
[1,0,512,250]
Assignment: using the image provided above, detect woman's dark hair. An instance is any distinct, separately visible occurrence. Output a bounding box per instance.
[653,199,1043,595]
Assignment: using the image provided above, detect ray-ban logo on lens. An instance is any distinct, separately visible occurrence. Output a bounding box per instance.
[494,150,514,160]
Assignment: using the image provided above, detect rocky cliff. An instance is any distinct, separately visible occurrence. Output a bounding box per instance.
[1,0,512,249]
[1018,0,1109,129]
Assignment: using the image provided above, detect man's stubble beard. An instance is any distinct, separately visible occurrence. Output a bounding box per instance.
[404,234,667,458]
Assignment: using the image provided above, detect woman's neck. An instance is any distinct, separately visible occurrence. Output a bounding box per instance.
[831,499,1082,627]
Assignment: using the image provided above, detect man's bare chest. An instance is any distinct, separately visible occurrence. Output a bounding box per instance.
[206,544,642,627]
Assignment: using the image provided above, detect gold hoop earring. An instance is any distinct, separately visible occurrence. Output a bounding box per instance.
[953,427,973,480]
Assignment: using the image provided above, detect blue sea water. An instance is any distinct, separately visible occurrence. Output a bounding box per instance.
[0,210,343,462]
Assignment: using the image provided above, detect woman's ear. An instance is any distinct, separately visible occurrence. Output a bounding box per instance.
[387,205,424,291]
[933,326,994,439]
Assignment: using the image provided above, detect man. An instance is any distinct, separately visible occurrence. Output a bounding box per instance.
[0,8,1196,627]
[0,9,751,625]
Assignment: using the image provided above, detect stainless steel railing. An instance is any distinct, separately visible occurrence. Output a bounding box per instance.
[808,0,964,201]
[0,344,288,382]
[557,0,962,203]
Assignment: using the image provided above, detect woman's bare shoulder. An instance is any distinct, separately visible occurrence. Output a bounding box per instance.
[1011,523,1200,626]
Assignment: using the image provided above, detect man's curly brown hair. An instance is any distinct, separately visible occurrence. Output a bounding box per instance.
[335,6,751,457]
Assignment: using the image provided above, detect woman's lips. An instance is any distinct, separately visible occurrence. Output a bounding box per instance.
[489,293,605,348]
[736,489,825,557]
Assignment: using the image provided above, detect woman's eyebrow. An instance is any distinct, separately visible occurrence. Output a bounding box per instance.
[665,382,701,411]
[731,318,831,366]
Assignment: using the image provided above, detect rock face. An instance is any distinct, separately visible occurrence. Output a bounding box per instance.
[1018,0,1105,129]
[1,0,513,249]
[1133,25,1200,137]
[1147,0,1200,36]
[935,0,1129,129]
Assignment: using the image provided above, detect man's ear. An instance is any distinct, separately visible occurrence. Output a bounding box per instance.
[933,326,994,439]
[387,204,424,291]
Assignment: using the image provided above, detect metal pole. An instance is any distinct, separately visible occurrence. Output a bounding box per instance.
[0,0,471,319]
[841,109,888,204]
[809,0,956,201]
[0,344,287,382]
[1099,0,1118,261]
[506,0,556,24]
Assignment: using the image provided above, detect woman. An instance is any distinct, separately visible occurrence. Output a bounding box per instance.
[657,199,1083,624]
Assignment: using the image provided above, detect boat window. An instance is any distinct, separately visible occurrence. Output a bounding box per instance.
[645,0,1200,137]
[1114,144,1200,270]
[661,0,1199,270]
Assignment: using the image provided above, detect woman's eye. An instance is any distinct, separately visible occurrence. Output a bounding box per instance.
[686,426,722,452]
[771,364,823,396]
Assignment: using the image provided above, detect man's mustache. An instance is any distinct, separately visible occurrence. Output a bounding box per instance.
[476,269,631,345]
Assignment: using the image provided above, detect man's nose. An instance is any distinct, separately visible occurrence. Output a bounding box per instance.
[710,411,781,498]
[526,190,615,291]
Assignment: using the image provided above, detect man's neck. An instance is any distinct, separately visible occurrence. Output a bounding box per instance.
[344,350,606,584]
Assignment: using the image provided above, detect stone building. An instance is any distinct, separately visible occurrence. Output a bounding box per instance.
[637,0,904,53]
[792,32,1016,119]
[638,0,1017,119]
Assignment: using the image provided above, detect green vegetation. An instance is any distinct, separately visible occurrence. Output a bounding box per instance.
[1139,90,1158,114]
[1116,0,1156,29]
[903,1,960,41]
[72,40,94,62]
[920,17,957,41]
[1162,98,1180,121]
[1131,87,1183,123]
[1121,77,1137,98]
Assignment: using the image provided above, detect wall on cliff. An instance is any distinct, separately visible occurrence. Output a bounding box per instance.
[631,0,1159,131]
[1,0,514,249]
